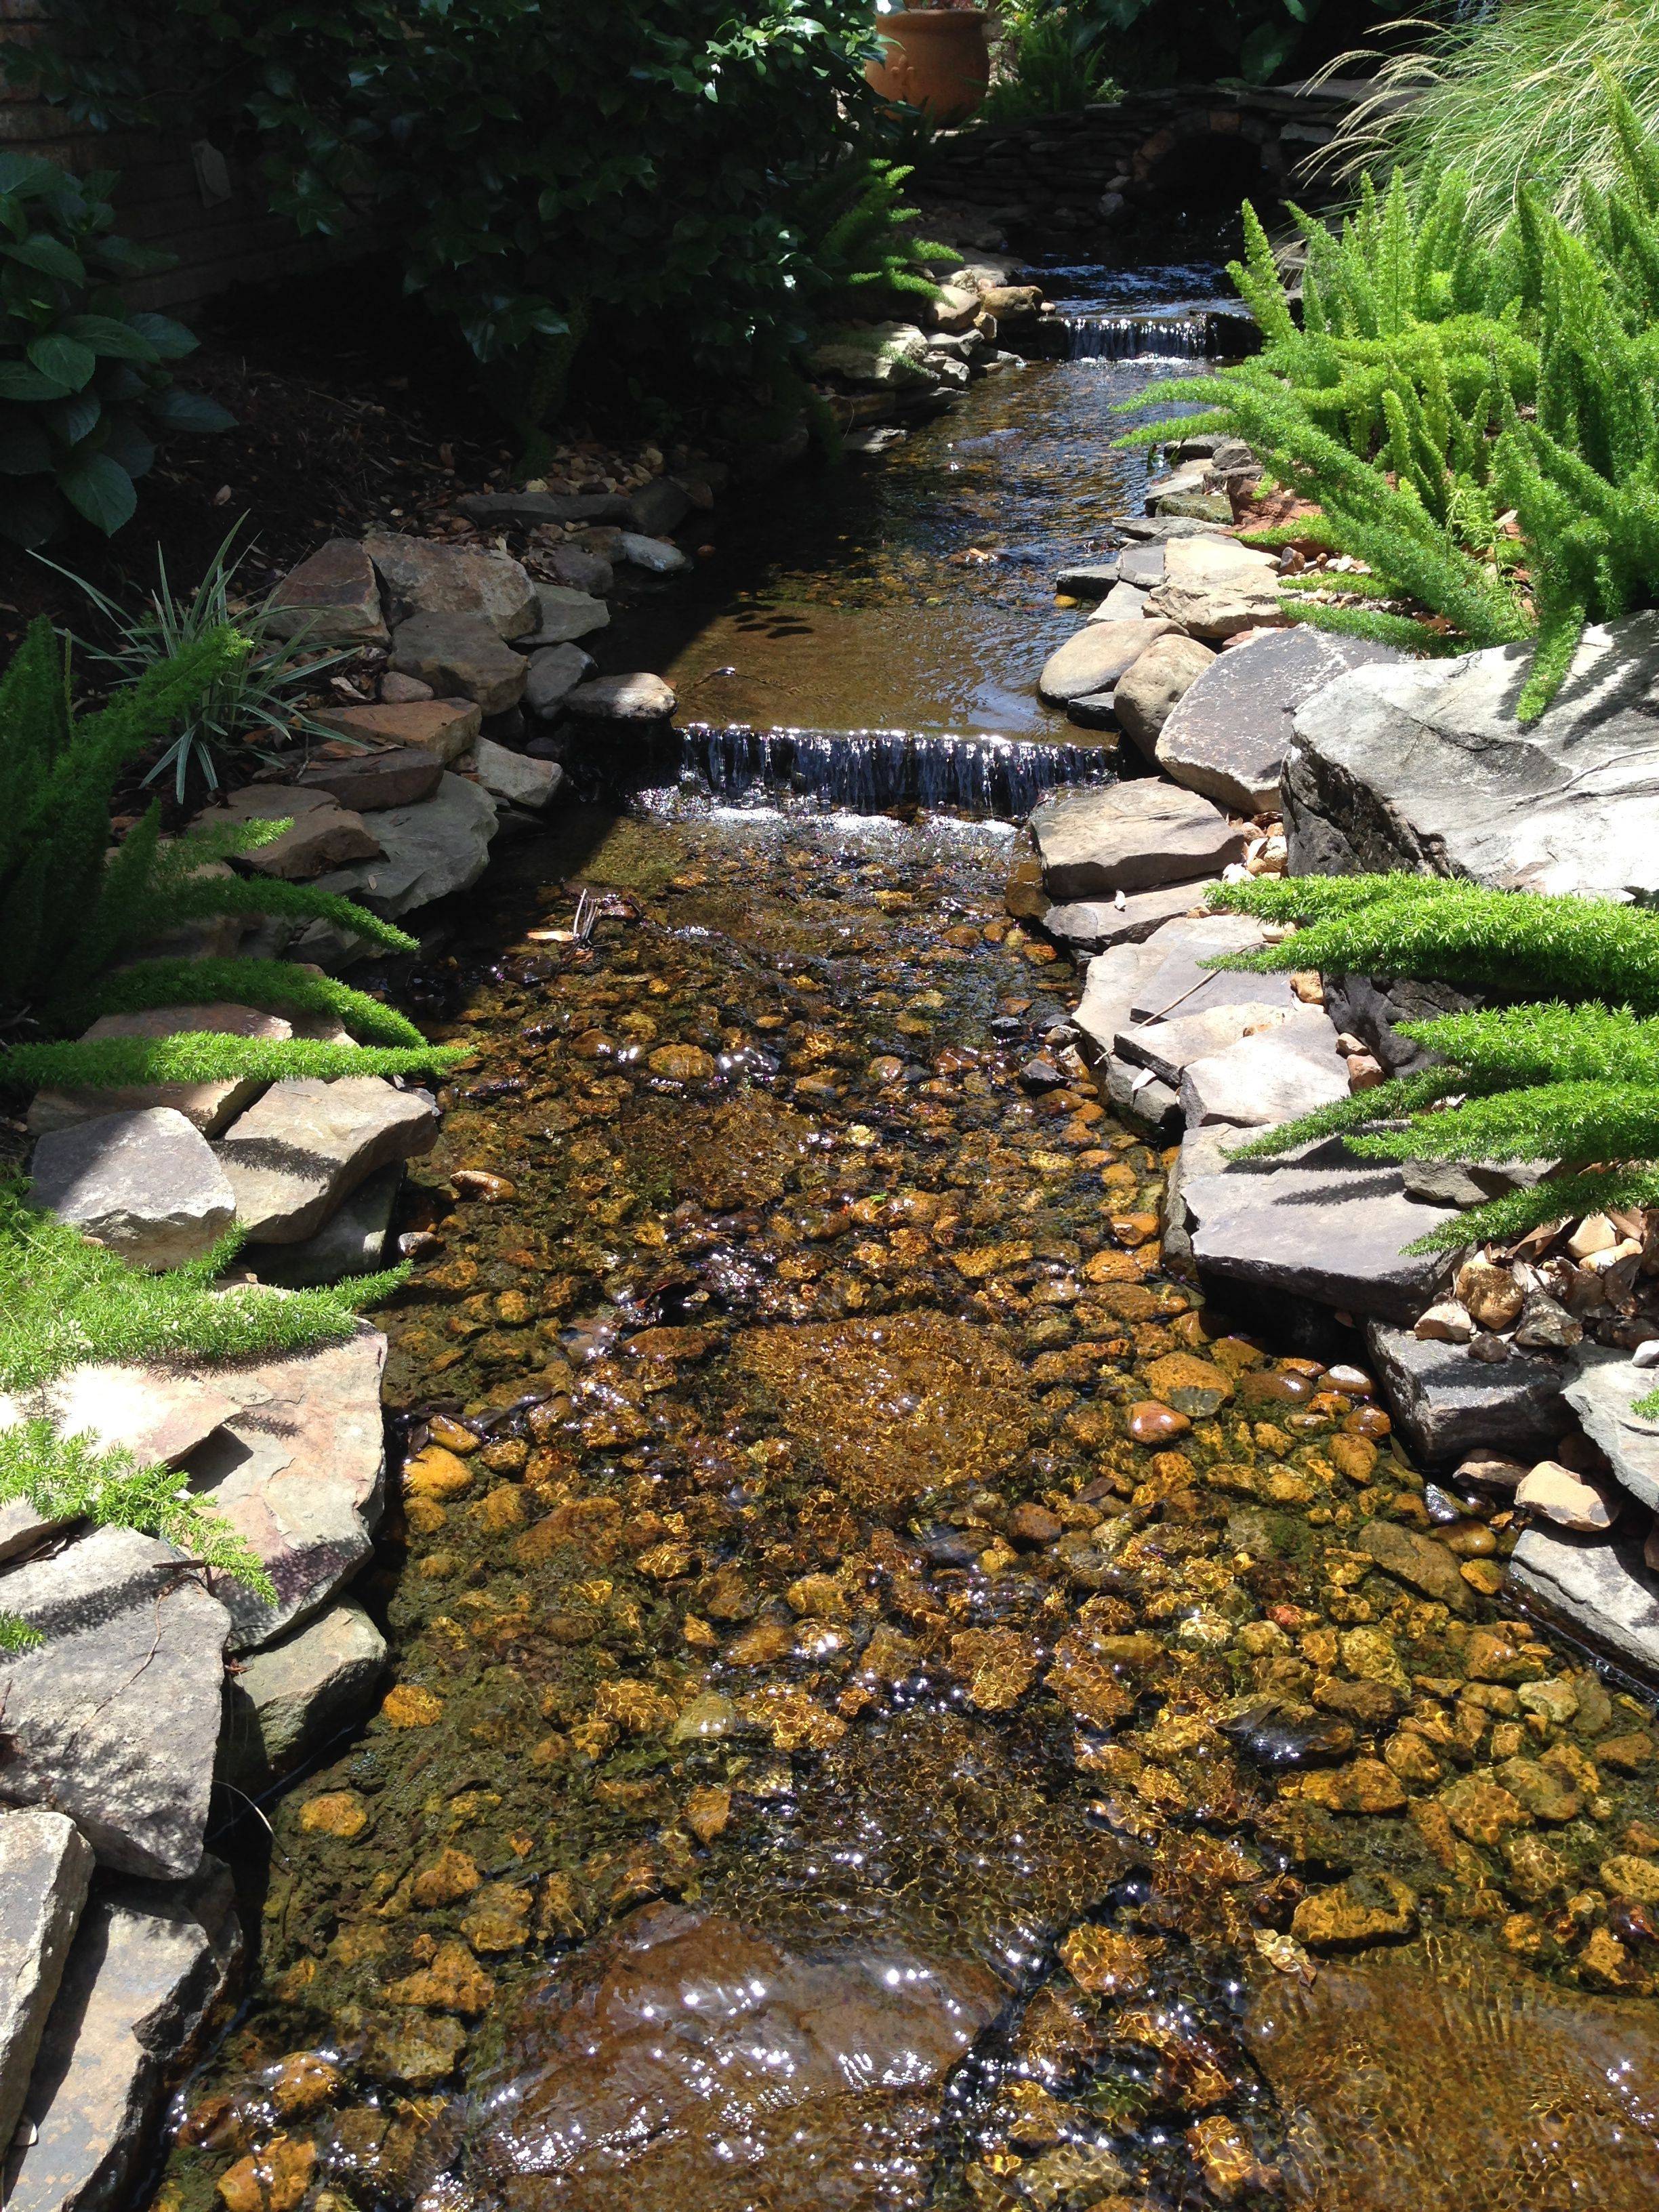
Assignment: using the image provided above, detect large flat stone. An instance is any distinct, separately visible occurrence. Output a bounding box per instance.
[1030,782,1247,900]
[197,785,381,880]
[216,1076,436,1244]
[1366,1322,1570,1469]
[27,1005,293,1139]
[1114,632,1216,758]
[0,1529,230,1878]
[295,745,444,813]
[1042,878,1217,954]
[367,531,537,640]
[1128,914,1289,1022]
[457,489,630,529]
[1565,1347,1659,1511]
[308,772,499,920]
[253,1160,402,1288]
[1158,626,1406,812]
[184,1326,388,1652]
[1038,618,1176,705]
[390,613,528,715]
[1145,534,1281,639]
[7,1860,240,2212]
[316,699,483,766]
[265,539,388,647]
[0,1810,96,2157]
[1511,1525,1659,1684]
[218,1599,388,1784]
[1185,1150,1460,1322]
[1162,1124,1237,1271]
[1115,998,1323,1088]
[473,738,563,813]
[27,1109,236,1270]
[525,642,595,719]
[1179,1016,1349,1128]
[516,586,609,647]
[1283,613,1659,897]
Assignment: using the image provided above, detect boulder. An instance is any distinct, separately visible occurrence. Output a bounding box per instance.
[389,613,528,715]
[219,1600,388,1784]
[295,745,444,813]
[365,531,538,640]
[1365,1322,1569,1469]
[316,699,483,766]
[7,1860,241,2212]
[0,1810,96,2156]
[457,489,630,530]
[26,1004,293,1139]
[0,1528,231,1878]
[1038,618,1176,705]
[566,673,676,722]
[806,323,933,386]
[1283,613,1659,897]
[197,785,381,881]
[309,772,499,920]
[1096,580,1149,621]
[618,532,692,576]
[184,1325,388,1652]
[216,1076,436,1244]
[1146,534,1281,639]
[1178,1017,1349,1128]
[548,544,613,596]
[264,539,388,647]
[472,739,564,813]
[27,1108,236,1270]
[1056,560,1118,598]
[628,477,693,537]
[1114,632,1217,757]
[1042,878,1216,955]
[1565,1347,1659,1511]
[525,642,596,718]
[516,585,609,647]
[1030,782,1247,899]
[1509,1525,1659,1683]
[1184,1147,1460,1322]
[253,1161,403,1289]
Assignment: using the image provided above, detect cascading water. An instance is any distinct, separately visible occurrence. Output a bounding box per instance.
[678,722,1114,815]
[1061,309,1215,361]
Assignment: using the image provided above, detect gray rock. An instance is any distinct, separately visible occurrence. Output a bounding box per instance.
[7,1860,241,2212]
[1097,580,1149,621]
[26,1004,295,1139]
[1565,1347,1659,1511]
[628,476,692,537]
[548,544,613,596]
[1179,1017,1349,1129]
[197,784,381,881]
[567,673,676,722]
[184,1326,388,1652]
[1064,691,1118,731]
[1185,1149,1460,1322]
[1115,542,1168,588]
[472,738,564,813]
[1400,1160,1521,1209]
[1163,1124,1238,1270]
[253,1162,403,1288]
[309,771,499,920]
[389,613,529,716]
[366,531,537,640]
[27,1109,235,1271]
[1157,626,1406,813]
[216,1076,436,1244]
[1128,914,1288,1023]
[1283,613,1659,897]
[1056,561,1118,599]
[806,322,932,386]
[1103,1054,1181,1135]
[1038,618,1176,705]
[265,539,388,647]
[1030,782,1247,899]
[1115,998,1307,1087]
[618,532,692,576]
[525,642,595,718]
[1113,516,1218,546]
[1509,1525,1659,1684]
[516,585,610,647]
[1145,534,1281,639]
[295,744,444,813]
[1075,937,1171,1063]
[218,1599,387,1784]
[378,672,434,703]
[316,699,483,766]
[0,1811,96,2157]
[1144,460,1210,508]
[1366,1319,1568,1468]
[456,490,630,529]
[1115,632,1217,758]
[0,1528,231,1878]
[1042,878,1217,954]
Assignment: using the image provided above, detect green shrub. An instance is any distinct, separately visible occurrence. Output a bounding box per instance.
[984,5,1120,123]
[0,155,232,546]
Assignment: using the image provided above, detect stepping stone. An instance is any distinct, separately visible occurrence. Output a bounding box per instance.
[567,672,676,722]
[216,1076,437,1244]
[27,1107,236,1269]
[26,1003,295,1137]
[525,642,595,719]
[628,476,693,537]
[0,1809,95,2158]
[1147,533,1281,638]
[7,1860,240,2212]
[1115,632,1216,756]
[183,1326,388,1652]
[366,530,537,639]
[219,1599,388,1783]
[310,771,499,920]
[265,538,388,647]
[516,585,609,646]
[1128,914,1289,1022]
[295,744,444,812]
[253,1160,403,1288]
[1115,998,1308,1087]
[1054,560,1118,598]
[472,738,564,812]
[1029,781,1246,899]
[1042,878,1218,954]
[199,785,381,880]
[0,1528,231,1877]
[1565,1347,1659,1511]
[1178,1017,1349,1129]
[1509,1525,1659,1681]
[1365,1322,1569,1469]
[390,613,528,714]
[1038,617,1176,705]
[316,697,482,765]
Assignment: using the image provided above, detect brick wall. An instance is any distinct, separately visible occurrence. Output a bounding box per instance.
[0,0,359,311]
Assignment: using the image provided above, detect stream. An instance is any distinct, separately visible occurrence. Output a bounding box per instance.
[161,267,1659,2212]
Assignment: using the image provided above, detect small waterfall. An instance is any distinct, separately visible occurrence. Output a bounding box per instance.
[1063,311,1214,361]
[678,723,1114,818]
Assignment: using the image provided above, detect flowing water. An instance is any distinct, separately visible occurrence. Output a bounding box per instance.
[160,270,1659,2212]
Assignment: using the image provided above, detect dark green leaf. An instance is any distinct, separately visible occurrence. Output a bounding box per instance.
[26,335,96,393]
[126,312,199,362]
[146,385,235,433]
[3,235,84,285]
[60,312,160,363]
[58,449,137,534]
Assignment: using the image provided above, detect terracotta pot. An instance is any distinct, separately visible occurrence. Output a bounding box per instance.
[865,9,991,127]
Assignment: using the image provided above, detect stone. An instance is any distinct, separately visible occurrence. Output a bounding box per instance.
[1291,1871,1417,1950]
[1030,782,1247,900]
[265,539,388,647]
[253,1161,403,1288]
[1114,632,1217,756]
[1146,534,1282,639]
[1128,914,1291,1023]
[1055,560,1118,598]
[0,1362,236,1500]
[0,1528,231,1877]
[1037,617,1176,705]
[1179,1018,1349,1130]
[195,785,381,880]
[515,585,610,646]
[1041,879,1216,955]
[216,1077,436,1244]
[1358,1518,1475,1615]
[316,699,483,766]
[1439,1774,1530,1845]
[1063,691,1117,730]
[457,489,631,529]
[379,672,434,703]
[184,1326,388,1652]
[548,543,613,595]
[1097,579,1149,621]
[365,531,537,640]
[1184,1151,1459,1323]
[7,1861,240,2212]
[617,532,691,576]
[1516,1460,1621,1532]
[1496,1754,1582,1823]
[1117,541,1169,586]
[565,672,676,722]
[1115,998,1303,1086]
[1155,626,1406,813]
[27,1005,295,1139]
[28,1107,236,1270]
[1284,613,1659,897]
[524,642,595,718]
[1365,1321,1567,1468]
[0,1810,96,2156]
[1299,1757,1407,1814]
[806,322,934,386]
[1511,1524,1659,1681]
[472,738,563,813]
[1415,1300,1474,1344]
[1565,1346,1659,1511]
[628,476,692,536]
[220,1600,388,1784]
[294,745,443,813]
[1454,1258,1524,1333]
[389,613,528,715]
[308,773,499,921]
